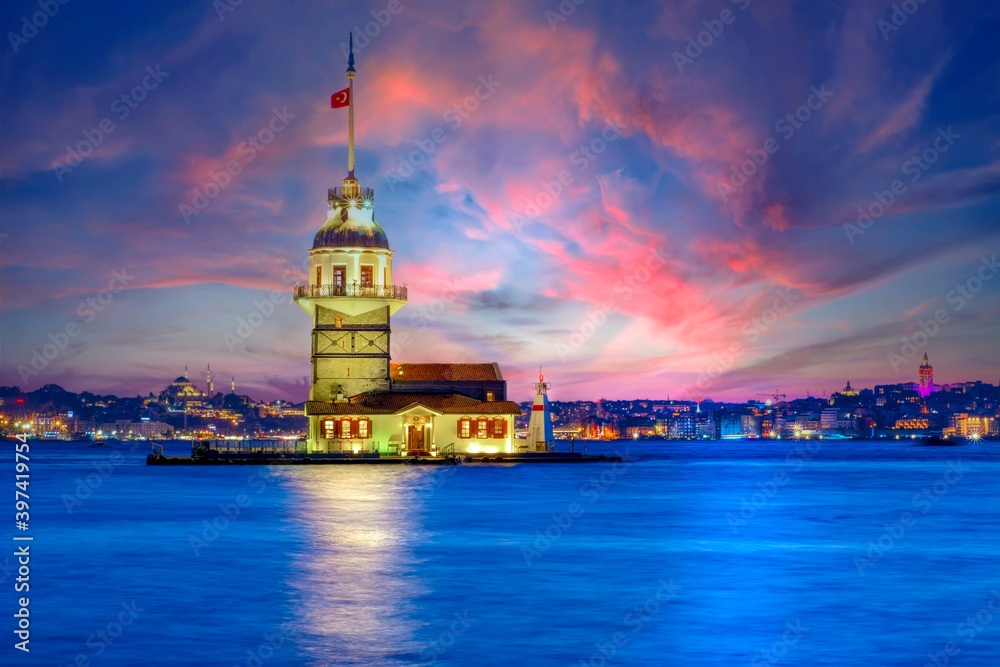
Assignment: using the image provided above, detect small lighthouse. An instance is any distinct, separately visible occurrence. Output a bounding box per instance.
[524,372,554,452]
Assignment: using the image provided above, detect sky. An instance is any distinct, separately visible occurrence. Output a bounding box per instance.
[1,0,998,404]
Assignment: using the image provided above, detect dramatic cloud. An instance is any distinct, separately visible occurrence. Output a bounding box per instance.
[1,0,997,402]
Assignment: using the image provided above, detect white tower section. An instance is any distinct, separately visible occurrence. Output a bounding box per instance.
[525,373,555,452]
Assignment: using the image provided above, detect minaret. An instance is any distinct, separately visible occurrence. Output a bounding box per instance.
[231,376,236,393]
[525,372,555,452]
[207,364,214,396]
[294,35,407,452]
[184,365,188,380]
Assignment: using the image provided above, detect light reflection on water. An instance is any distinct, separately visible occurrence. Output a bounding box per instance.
[13,439,1000,666]
[279,467,445,665]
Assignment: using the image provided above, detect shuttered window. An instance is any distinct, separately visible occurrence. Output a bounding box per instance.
[493,417,505,438]
[459,417,471,439]
[477,417,488,439]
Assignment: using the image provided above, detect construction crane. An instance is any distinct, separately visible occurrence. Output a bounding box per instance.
[756,390,786,406]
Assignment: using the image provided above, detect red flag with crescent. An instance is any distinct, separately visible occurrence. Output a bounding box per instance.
[331,88,350,108]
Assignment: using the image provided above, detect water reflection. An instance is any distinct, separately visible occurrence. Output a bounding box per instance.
[280,466,447,665]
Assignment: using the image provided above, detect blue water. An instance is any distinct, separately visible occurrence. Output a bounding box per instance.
[3,438,999,666]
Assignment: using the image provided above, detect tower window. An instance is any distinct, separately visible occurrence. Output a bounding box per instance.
[316,266,322,285]
[334,265,346,287]
[360,265,373,286]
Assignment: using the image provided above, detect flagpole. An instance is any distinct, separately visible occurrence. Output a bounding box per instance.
[346,32,356,180]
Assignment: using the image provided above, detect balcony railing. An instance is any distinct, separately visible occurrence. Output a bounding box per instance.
[294,284,407,300]
[329,186,375,201]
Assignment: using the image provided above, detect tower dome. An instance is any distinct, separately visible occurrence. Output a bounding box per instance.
[313,186,390,250]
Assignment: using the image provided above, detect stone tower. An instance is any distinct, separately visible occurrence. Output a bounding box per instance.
[294,33,407,433]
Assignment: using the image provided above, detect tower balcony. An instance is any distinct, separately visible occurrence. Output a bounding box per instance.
[293,283,407,318]
[294,284,406,300]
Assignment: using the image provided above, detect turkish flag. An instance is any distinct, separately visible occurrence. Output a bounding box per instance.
[331,88,350,108]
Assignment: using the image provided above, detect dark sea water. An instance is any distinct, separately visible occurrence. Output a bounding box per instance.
[3,438,999,666]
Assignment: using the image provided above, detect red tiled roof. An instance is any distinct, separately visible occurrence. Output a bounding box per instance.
[306,391,520,416]
[389,363,502,382]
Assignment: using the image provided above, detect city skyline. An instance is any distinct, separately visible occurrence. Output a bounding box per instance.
[2,1,999,403]
[3,349,991,407]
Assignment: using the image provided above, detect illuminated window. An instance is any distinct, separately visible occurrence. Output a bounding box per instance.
[334,265,346,287]
[341,418,351,438]
[493,417,504,438]
[459,418,471,438]
[360,265,373,286]
[322,419,335,438]
[477,417,488,439]
[486,391,495,402]
[359,419,369,438]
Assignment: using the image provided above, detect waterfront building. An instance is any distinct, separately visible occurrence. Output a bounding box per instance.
[293,36,519,454]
